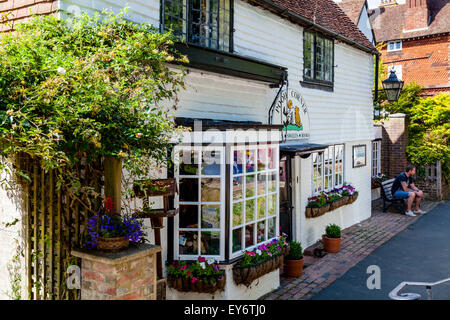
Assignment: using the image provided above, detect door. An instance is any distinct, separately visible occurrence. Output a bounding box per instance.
[279,154,293,241]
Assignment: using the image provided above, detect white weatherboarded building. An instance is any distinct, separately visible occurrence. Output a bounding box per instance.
[0,0,377,300]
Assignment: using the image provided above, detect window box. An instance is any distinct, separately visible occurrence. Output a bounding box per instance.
[167,271,226,293]
[232,254,284,286]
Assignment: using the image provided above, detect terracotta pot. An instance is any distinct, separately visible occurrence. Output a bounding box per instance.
[322,235,341,253]
[97,237,129,252]
[284,257,304,278]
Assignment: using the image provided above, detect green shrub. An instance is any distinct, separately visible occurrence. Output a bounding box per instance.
[286,241,303,260]
[325,224,341,238]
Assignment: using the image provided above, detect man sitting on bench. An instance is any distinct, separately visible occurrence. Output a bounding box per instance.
[391,165,425,217]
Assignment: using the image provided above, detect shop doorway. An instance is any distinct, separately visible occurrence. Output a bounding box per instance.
[279,154,293,241]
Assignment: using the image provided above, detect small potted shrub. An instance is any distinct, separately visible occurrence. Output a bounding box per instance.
[283,241,304,277]
[322,223,342,253]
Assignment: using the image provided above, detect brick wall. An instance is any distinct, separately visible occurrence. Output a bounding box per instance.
[380,34,450,93]
[404,0,429,30]
[380,114,409,179]
[0,0,58,33]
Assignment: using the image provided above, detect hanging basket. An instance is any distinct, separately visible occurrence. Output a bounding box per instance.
[133,178,177,197]
[167,271,226,293]
[233,254,284,286]
[97,237,129,252]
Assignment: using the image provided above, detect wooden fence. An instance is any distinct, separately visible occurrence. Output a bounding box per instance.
[17,155,103,300]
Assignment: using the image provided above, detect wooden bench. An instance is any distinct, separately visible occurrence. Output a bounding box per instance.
[380,178,406,214]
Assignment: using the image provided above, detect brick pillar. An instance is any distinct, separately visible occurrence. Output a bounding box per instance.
[381,113,409,179]
[72,244,161,300]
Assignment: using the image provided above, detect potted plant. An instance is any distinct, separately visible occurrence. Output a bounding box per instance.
[84,197,146,252]
[322,223,342,253]
[167,257,226,293]
[371,173,386,189]
[283,241,304,277]
[306,194,328,218]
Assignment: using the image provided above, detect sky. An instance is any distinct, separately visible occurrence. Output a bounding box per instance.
[367,0,406,9]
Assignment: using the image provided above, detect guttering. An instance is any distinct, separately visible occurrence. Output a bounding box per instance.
[248,0,380,56]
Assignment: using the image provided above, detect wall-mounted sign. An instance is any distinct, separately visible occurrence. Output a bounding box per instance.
[271,89,310,142]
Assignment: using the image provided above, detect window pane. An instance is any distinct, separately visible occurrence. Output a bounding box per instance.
[233,176,243,200]
[257,196,266,219]
[246,149,256,173]
[233,150,244,175]
[389,42,394,50]
[268,172,277,193]
[163,0,187,40]
[268,217,276,239]
[179,150,198,175]
[233,202,243,227]
[232,228,242,253]
[245,224,255,248]
[257,148,267,171]
[179,231,198,255]
[201,150,220,175]
[245,174,256,197]
[257,173,266,195]
[201,178,221,202]
[304,32,314,78]
[179,178,198,202]
[179,205,198,228]
[268,194,276,216]
[268,147,277,169]
[315,36,325,80]
[201,231,220,255]
[257,221,266,244]
[245,199,255,222]
[201,205,220,228]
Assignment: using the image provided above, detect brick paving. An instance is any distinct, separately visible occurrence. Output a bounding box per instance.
[261,200,440,300]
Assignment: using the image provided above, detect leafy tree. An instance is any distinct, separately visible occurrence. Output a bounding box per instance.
[0,9,187,195]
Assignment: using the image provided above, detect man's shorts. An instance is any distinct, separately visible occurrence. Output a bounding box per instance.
[393,190,411,199]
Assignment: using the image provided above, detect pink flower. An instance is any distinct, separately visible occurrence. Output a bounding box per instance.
[180,265,187,271]
[187,271,191,277]
[191,277,198,283]
[198,256,206,262]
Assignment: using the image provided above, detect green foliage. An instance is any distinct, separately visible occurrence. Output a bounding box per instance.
[0,9,187,194]
[325,223,341,239]
[286,241,303,260]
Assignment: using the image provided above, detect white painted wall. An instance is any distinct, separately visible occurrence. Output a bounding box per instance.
[294,140,372,248]
[0,166,27,300]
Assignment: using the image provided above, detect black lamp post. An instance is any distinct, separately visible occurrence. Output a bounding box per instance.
[382,70,404,102]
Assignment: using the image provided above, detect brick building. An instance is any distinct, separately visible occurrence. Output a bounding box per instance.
[369,0,449,96]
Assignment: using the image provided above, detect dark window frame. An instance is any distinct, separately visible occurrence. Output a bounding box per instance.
[302,30,334,87]
[160,0,234,53]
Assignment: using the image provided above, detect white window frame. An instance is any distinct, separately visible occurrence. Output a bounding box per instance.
[387,40,402,52]
[312,144,344,194]
[174,145,226,261]
[372,140,381,177]
[229,143,280,260]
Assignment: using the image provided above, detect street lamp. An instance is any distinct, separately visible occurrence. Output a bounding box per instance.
[382,70,404,102]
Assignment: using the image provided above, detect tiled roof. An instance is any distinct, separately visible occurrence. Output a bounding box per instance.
[369,0,450,42]
[335,0,367,25]
[249,0,376,52]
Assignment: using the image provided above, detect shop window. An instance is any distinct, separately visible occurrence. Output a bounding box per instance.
[161,0,232,52]
[372,140,381,177]
[312,144,344,194]
[174,143,280,262]
[175,147,225,260]
[230,145,279,259]
[304,31,334,84]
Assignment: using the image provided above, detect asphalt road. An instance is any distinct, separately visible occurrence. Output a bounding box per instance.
[312,201,450,300]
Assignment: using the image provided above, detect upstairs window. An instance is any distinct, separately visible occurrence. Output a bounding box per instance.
[387,41,402,52]
[304,31,334,84]
[161,0,232,52]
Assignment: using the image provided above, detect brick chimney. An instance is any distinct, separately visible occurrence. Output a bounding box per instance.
[404,0,429,30]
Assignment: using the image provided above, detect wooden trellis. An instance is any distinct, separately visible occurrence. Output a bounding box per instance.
[17,155,103,300]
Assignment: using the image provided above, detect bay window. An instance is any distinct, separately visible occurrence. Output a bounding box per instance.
[312,144,344,194]
[304,31,334,84]
[161,0,232,52]
[173,140,280,262]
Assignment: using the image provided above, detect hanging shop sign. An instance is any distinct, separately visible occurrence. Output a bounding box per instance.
[271,89,310,141]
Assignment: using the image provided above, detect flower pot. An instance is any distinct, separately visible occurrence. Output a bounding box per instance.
[134,178,177,197]
[284,257,304,278]
[97,236,129,252]
[233,253,283,286]
[167,272,226,293]
[322,235,341,253]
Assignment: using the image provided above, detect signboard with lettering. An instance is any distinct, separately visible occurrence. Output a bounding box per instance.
[271,89,310,142]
